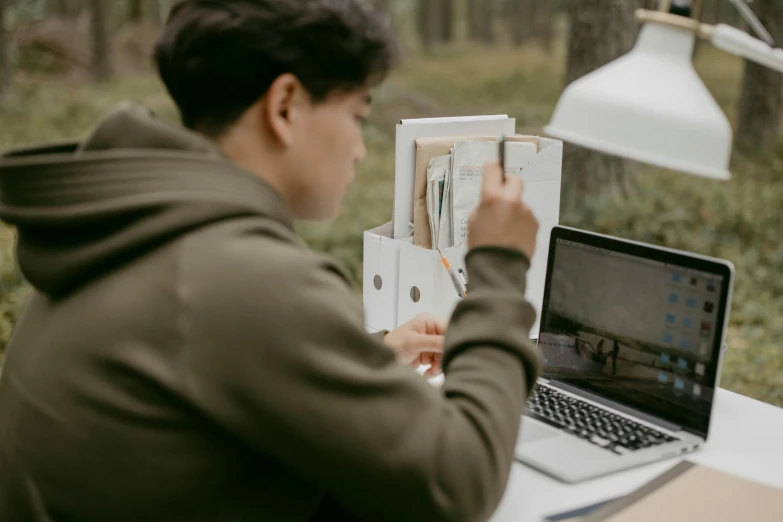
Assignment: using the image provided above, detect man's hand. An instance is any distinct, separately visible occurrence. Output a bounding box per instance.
[468,162,539,261]
[383,314,446,377]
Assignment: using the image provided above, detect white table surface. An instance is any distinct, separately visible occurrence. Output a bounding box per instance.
[489,389,783,521]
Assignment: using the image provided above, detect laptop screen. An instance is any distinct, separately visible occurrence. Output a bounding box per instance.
[538,229,732,438]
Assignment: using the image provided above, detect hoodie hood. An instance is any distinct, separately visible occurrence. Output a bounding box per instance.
[0,103,293,297]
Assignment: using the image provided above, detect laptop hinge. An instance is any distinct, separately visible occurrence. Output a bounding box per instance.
[546,379,684,433]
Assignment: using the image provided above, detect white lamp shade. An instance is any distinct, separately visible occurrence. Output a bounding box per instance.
[545,22,733,180]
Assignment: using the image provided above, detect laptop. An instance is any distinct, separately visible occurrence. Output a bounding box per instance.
[516,226,734,483]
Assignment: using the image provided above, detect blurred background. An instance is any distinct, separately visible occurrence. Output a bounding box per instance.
[0,0,781,406]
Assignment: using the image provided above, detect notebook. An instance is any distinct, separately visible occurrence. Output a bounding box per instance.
[545,461,783,522]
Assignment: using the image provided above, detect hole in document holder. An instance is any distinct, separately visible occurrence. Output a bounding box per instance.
[373,275,383,290]
[410,286,421,303]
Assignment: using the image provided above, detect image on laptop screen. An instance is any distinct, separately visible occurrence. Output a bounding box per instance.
[538,233,730,437]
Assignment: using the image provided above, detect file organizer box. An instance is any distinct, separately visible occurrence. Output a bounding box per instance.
[363,134,563,336]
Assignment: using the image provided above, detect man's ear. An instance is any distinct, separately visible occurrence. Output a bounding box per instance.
[261,73,307,148]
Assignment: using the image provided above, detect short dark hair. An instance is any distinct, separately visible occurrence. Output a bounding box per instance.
[154,0,399,137]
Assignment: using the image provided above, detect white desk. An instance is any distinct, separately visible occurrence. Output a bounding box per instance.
[489,389,783,521]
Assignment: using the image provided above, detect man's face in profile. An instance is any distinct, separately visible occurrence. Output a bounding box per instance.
[285,87,372,222]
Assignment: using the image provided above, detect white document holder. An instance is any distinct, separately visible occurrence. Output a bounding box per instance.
[393,115,516,239]
[362,222,400,332]
[363,133,563,338]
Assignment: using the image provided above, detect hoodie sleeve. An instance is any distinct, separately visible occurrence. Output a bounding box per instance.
[182,233,541,522]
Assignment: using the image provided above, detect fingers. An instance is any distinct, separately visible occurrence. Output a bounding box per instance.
[425,353,443,377]
[415,313,447,336]
[410,333,444,354]
[482,161,504,197]
[408,313,447,335]
[504,174,524,201]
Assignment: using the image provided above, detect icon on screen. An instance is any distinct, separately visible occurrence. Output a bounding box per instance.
[707,281,717,292]
[683,318,693,329]
[661,353,671,364]
[680,339,691,350]
[690,277,698,287]
[658,373,669,384]
[664,333,673,345]
[700,321,712,338]
[666,314,676,324]
[696,363,706,376]
[669,293,679,304]
[672,273,682,283]
[675,378,685,390]
[686,298,696,309]
[678,358,688,370]
[704,301,715,314]
[700,341,710,356]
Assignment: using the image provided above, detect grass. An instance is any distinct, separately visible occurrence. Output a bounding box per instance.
[1,41,782,407]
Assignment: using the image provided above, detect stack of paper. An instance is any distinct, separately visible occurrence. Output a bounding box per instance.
[425,155,450,249]
[424,140,539,250]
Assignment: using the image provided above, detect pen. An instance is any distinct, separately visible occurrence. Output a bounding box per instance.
[439,251,467,299]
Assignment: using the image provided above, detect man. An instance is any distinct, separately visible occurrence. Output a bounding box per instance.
[612,340,621,375]
[0,1,541,521]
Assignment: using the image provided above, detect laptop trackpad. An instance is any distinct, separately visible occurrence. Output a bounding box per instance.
[519,420,560,444]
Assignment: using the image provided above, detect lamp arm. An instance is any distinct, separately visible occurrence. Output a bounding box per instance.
[725,0,774,46]
[709,23,783,74]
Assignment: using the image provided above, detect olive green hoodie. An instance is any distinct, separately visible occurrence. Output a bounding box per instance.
[0,104,541,522]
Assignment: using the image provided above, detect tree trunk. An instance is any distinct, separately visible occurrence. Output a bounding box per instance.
[0,0,10,105]
[467,0,476,40]
[479,0,495,44]
[562,0,638,207]
[467,0,494,44]
[471,0,498,43]
[90,0,112,82]
[128,0,144,23]
[53,0,80,18]
[535,0,554,51]
[510,0,536,46]
[737,0,783,152]
[439,0,454,42]
[418,0,448,50]
[417,0,430,50]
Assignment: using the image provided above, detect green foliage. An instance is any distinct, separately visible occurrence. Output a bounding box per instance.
[1,40,782,407]
[0,227,29,357]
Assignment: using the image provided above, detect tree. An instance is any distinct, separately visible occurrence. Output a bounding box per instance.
[0,0,10,105]
[509,0,536,47]
[439,0,454,42]
[536,0,555,51]
[128,0,144,23]
[562,0,638,206]
[508,0,554,49]
[700,0,723,24]
[417,0,435,50]
[417,0,453,51]
[737,0,783,152]
[468,0,494,44]
[53,0,80,18]
[90,0,112,82]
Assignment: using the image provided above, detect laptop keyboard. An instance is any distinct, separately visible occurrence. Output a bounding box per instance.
[527,385,679,455]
